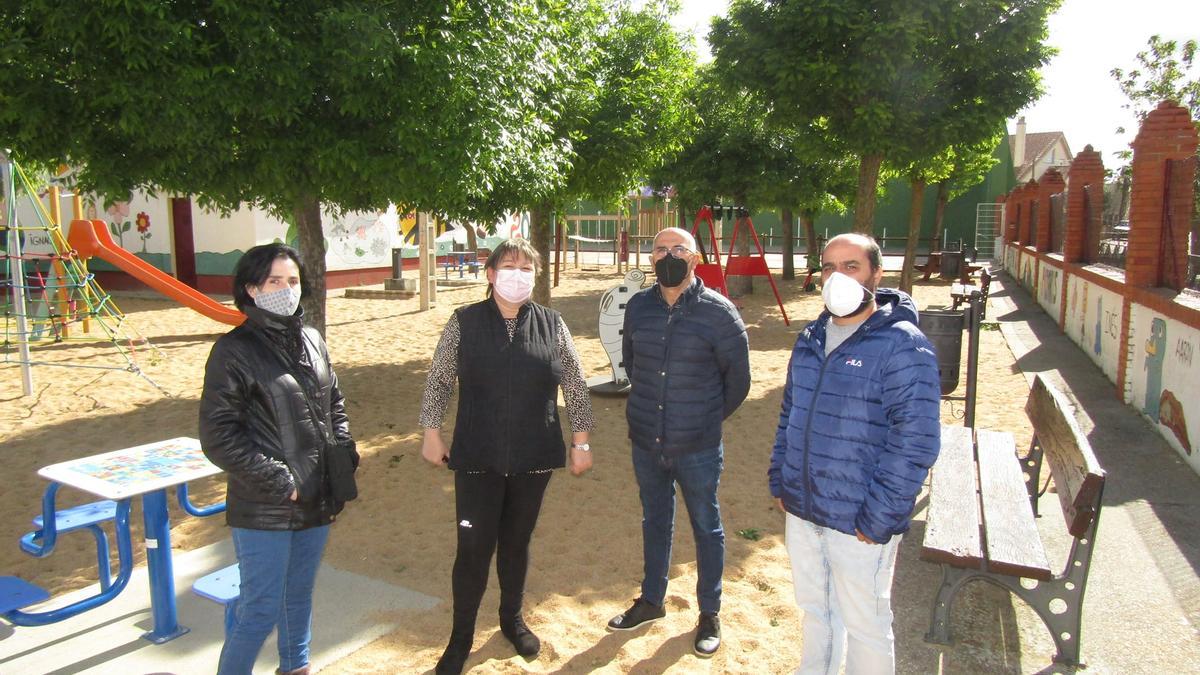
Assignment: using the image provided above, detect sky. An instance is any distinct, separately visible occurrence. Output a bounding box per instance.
[670,0,1200,167]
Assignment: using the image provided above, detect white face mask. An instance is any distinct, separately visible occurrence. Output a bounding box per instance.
[254,284,302,317]
[494,268,534,304]
[822,271,873,318]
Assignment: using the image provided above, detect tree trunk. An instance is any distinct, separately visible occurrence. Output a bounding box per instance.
[899,177,926,295]
[781,207,795,280]
[465,221,478,251]
[294,195,327,336]
[530,202,553,306]
[932,180,949,252]
[852,152,884,234]
[802,208,819,271]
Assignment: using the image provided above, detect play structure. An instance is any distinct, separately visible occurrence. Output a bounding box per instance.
[67,219,244,326]
[693,204,790,325]
[1,155,166,394]
[1,154,254,395]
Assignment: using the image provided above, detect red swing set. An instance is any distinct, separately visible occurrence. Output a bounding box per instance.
[689,205,790,325]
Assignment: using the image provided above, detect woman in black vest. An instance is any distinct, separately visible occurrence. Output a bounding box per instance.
[419,238,594,674]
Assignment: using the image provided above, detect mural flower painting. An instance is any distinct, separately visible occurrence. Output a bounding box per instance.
[136,212,152,252]
[106,200,132,247]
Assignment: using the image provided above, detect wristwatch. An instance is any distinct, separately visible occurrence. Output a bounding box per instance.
[571,443,591,452]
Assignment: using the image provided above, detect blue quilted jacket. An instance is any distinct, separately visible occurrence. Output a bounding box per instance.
[623,278,750,456]
[769,289,941,544]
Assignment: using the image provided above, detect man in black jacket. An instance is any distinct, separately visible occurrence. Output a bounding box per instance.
[607,227,751,658]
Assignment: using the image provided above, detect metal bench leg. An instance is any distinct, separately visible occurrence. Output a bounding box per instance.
[925,564,974,644]
[1019,439,1044,517]
[85,524,113,591]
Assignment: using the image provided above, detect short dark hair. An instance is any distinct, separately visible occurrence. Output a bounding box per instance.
[232,243,308,310]
[484,238,541,299]
[824,233,883,271]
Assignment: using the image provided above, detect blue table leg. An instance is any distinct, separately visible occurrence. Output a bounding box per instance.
[141,489,189,643]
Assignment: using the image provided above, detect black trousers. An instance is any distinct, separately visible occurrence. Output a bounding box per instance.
[450,470,552,634]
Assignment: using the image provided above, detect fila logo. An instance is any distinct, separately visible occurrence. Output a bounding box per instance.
[845,358,863,367]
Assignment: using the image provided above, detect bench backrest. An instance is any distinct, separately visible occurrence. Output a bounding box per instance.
[1024,375,1106,537]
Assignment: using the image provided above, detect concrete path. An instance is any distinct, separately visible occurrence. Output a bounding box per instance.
[0,539,438,674]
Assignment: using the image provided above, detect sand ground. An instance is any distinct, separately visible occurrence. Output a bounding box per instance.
[2,266,1043,674]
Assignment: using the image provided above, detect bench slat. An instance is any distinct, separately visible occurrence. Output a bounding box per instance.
[976,429,1052,580]
[1025,376,1106,537]
[920,426,983,568]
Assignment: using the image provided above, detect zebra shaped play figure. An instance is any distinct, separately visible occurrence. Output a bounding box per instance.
[586,268,648,395]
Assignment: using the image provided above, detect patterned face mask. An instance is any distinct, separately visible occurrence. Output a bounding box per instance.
[254,284,302,317]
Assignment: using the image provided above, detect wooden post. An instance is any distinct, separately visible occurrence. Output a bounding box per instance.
[47,186,71,338]
[553,212,562,288]
[418,211,436,310]
[574,216,580,269]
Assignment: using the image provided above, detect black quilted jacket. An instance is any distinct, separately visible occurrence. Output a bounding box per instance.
[621,278,751,456]
[199,305,352,530]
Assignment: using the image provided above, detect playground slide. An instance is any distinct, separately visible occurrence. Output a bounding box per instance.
[67,219,245,326]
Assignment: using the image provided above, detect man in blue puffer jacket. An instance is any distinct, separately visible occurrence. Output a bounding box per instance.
[770,233,940,675]
[607,226,750,659]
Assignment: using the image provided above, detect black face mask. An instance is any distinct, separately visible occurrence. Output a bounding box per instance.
[654,254,690,288]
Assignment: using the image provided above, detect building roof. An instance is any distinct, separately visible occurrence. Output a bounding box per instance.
[1008,130,1072,181]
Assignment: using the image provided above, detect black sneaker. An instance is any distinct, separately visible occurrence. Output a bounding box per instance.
[607,597,666,631]
[694,612,720,657]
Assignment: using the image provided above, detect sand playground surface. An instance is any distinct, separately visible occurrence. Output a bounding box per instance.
[2,267,1043,673]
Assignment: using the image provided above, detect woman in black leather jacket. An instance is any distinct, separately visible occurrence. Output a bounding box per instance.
[199,243,353,675]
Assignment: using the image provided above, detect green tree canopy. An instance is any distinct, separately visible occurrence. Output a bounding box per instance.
[0,0,582,331]
[526,0,697,304]
[711,0,1058,233]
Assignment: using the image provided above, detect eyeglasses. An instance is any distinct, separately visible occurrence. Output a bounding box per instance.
[653,245,692,257]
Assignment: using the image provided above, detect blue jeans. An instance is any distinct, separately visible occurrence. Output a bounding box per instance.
[217,525,330,675]
[632,444,724,614]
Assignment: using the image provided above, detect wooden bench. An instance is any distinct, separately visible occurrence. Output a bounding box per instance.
[950,268,992,319]
[915,252,942,280]
[922,375,1106,666]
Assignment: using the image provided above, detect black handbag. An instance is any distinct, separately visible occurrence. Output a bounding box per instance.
[324,437,359,503]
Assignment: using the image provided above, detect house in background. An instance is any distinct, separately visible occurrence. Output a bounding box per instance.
[1009,116,1073,183]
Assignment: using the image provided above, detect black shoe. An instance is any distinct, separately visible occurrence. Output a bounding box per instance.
[500,615,541,658]
[694,612,720,658]
[607,597,666,631]
[435,631,472,675]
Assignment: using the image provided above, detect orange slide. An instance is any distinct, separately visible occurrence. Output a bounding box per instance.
[68,219,245,326]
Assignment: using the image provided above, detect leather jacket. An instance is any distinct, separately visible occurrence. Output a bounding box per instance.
[199,305,352,530]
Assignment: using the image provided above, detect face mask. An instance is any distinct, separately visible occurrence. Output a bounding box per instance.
[822,271,874,318]
[494,268,534,304]
[654,253,690,288]
[254,284,302,317]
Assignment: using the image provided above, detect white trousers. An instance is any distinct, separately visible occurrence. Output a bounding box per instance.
[785,513,900,675]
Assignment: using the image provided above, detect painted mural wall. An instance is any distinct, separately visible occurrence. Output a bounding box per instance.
[1036,260,1063,319]
[1127,306,1199,470]
[15,181,534,281]
[13,190,173,274]
[1062,274,1124,383]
